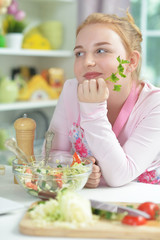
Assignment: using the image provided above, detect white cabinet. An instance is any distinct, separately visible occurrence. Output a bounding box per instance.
[0,0,77,145]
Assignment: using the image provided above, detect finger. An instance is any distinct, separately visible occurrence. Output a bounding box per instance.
[92,164,101,173]
[97,78,109,100]
[85,183,99,188]
[97,77,106,88]
[87,156,96,164]
[97,78,106,94]
[85,178,100,188]
[89,171,101,179]
[89,79,97,98]
[83,80,90,98]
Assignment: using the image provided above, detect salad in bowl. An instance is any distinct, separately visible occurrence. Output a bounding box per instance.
[12,152,93,199]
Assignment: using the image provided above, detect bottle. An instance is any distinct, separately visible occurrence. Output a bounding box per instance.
[14,114,36,183]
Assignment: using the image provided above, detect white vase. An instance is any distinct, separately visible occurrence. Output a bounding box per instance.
[5,33,23,49]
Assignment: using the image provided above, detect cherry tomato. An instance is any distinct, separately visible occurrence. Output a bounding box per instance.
[122,215,147,226]
[138,202,160,220]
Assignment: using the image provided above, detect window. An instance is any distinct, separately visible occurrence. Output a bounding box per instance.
[131,0,160,86]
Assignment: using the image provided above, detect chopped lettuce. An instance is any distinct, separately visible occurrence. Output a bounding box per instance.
[58,190,93,224]
[28,190,93,227]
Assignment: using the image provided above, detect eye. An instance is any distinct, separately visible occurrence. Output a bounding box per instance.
[97,49,106,54]
[74,51,84,57]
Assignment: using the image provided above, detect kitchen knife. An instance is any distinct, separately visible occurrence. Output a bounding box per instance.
[90,199,150,219]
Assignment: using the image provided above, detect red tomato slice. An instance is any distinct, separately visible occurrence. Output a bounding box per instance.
[71,152,81,166]
[138,202,160,220]
[54,173,63,188]
[26,182,38,191]
[25,168,32,174]
[122,215,147,226]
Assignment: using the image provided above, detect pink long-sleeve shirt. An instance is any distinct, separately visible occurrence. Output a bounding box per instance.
[48,78,160,187]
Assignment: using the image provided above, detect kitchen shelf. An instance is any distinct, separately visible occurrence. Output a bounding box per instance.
[0,100,58,111]
[0,49,73,57]
[0,0,77,128]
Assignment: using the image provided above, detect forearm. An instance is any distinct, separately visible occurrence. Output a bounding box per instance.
[80,102,160,187]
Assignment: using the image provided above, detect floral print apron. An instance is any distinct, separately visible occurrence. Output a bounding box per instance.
[137,169,160,184]
[69,83,160,184]
[69,118,93,158]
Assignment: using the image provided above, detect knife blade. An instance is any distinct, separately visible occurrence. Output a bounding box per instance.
[90,200,150,219]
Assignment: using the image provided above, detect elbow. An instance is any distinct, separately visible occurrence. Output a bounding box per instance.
[101,164,137,187]
[102,175,131,187]
[107,181,127,188]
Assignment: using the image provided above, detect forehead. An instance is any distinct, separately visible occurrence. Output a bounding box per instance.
[75,23,122,45]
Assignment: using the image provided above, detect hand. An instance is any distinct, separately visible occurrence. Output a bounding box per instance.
[78,78,109,103]
[85,156,101,188]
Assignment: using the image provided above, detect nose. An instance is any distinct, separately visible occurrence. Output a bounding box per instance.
[85,53,96,67]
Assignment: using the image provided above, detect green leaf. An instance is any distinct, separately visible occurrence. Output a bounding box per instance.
[104,211,114,219]
[113,85,121,91]
[37,201,46,205]
[28,207,35,212]
[121,59,130,64]
[119,72,126,78]
[126,205,134,208]
[117,56,121,63]
[105,56,130,91]
[110,73,119,83]
[117,64,124,74]
[57,164,62,168]
[42,181,46,188]
[92,208,101,215]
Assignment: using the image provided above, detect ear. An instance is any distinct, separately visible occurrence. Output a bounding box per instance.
[127,51,140,73]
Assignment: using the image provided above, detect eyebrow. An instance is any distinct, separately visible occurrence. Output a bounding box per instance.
[73,42,111,51]
[73,45,83,51]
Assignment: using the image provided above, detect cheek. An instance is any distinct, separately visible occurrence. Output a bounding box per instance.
[74,60,82,79]
[101,61,117,77]
[74,61,78,75]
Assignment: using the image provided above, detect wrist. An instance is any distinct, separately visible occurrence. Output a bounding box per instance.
[79,101,107,118]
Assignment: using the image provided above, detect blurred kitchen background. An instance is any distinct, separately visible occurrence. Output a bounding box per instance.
[0,0,160,164]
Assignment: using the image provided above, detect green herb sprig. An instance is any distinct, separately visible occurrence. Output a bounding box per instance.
[105,56,130,91]
[57,164,62,168]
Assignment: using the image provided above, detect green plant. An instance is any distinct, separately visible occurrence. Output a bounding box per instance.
[2,14,26,34]
[106,56,130,91]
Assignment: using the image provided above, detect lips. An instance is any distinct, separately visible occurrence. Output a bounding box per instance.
[83,72,102,80]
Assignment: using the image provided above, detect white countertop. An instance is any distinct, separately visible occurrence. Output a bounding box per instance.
[1,166,160,240]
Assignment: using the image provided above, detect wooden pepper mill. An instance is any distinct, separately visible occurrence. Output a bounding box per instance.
[14,114,36,183]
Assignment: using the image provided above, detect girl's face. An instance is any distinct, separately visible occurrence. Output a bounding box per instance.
[74,24,129,88]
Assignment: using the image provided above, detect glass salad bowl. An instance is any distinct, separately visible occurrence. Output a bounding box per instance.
[12,153,93,199]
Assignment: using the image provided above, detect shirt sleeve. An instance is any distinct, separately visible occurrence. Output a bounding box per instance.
[46,83,72,153]
[79,101,160,187]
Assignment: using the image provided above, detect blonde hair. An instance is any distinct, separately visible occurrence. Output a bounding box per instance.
[76,12,143,79]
